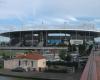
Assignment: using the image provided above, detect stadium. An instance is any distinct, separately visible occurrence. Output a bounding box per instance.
[0,24,100,61]
[0,24,100,50]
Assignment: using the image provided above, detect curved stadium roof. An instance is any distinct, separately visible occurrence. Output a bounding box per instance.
[0,24,100,37]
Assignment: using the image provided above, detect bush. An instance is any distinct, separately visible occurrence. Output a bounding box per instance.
[45,69,67,73]
[46,61,78,67]
[79,44,86,56]
[86,45,93,55]
[59,50,67,60]
[0,64,3,69]
[67,43,77,52]
[65,54,72,62]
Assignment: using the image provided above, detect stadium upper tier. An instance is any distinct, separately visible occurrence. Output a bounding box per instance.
[0,24,100,36]
[0,29,100,37]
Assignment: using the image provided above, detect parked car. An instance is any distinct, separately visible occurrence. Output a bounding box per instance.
[11,67,26,72]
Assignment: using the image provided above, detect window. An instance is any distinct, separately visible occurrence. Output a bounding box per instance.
[25,60,27,66]
[19,60,21,66]
[31,61,34,67]
[43,62,45,65]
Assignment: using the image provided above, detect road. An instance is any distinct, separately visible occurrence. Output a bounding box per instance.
[0,76,33,80]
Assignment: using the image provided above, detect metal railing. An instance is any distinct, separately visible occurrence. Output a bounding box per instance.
[0,46,68,50]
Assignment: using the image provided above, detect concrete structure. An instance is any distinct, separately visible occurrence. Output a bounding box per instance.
[0,25,100,61]
[4,52,46,71]
[0,25,100,50]
[43,49,60,61]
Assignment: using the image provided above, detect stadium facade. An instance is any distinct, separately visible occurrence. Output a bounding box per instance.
[0,25,100,50]
[0,25,100,61]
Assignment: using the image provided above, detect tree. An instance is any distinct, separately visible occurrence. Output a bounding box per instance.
[65,54,72,62]
[59,50,72,62]
[24,50,34,54]
[2,53,9,60]
[59,50,66,60]
[86,45,93,55]
[78,42,86,56]
[67,43,76,52]
[67,43,73,52]
[72,45,77,51]
[2,53,6,59]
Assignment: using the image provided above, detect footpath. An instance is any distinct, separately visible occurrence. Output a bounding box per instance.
[0,69,81,80]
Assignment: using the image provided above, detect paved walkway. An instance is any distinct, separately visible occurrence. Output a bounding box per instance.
[0,69,81,80]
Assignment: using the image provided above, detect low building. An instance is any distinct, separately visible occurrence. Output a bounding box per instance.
[4,52,46,72]
[42,50,60,61]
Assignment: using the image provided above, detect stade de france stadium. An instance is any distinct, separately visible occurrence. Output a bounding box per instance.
[0,25,100,51]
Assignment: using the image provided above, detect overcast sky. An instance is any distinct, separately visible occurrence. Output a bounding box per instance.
[0,0,100,31]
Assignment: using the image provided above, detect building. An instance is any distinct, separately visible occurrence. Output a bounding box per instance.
[43,49,60,61]
[0,25,100,49]
[4,52,46,71]
[0,25,100,60]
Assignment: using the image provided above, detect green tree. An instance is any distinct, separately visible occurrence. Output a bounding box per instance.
[59,50,66,60]
[65,54,72,62]
[24,50,34,54]
[2,53,9,60]
[86,45,93,55]
[78,42,86,56]
[72,45,77,51]
[2,53,6,59]
[68,43,76,52]
[59,50,72,62]
[67,43,73,52]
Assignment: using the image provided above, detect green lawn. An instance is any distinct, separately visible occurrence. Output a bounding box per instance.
[0,50,29,56]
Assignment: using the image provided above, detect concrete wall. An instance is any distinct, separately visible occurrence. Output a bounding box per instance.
[4,59,19,69]
[37,59,46,71]
[4,58,46,71]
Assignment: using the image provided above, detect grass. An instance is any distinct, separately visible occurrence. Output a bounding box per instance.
[0,50,29,56]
